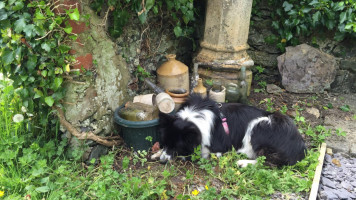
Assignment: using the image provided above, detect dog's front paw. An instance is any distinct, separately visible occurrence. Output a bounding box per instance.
[237,160,257,168]
[151,149,163,160]
[159,150,172,164]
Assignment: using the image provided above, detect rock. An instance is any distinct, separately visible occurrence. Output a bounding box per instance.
[326,148,333,155]
[321,177,337,189]
[330,70,355,93]
[286,110,297,118]
[306,107,320,119]
[340,58,356,73]
[325,154,332,163]
[247,50,279,68]
[319,187,338,200]
[341,181,353,191]
[335,188,356,199]
[266,84,283,94]
[86,145,108,165]
[277,44,338,93]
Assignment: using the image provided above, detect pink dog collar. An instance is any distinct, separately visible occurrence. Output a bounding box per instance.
[221,118,230,135]
[217,103,230,135]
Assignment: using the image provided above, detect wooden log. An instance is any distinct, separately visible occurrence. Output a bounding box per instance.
[309,143,327,200]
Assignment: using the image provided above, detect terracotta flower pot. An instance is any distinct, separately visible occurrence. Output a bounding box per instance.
[166,88,189,110]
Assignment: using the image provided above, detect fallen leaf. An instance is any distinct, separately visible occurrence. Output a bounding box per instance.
[332,158,341,167]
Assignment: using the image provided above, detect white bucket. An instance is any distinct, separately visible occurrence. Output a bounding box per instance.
[156,93,175,113]
[133,93,156,106]
[209,86,226,103]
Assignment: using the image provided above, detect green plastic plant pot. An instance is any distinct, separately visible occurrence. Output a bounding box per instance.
[114,104,160,151]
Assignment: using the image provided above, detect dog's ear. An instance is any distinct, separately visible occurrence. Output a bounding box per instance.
[159,112,175,126]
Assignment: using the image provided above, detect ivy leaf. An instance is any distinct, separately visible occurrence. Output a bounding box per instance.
[0,9,8,20]
[41,70,47,77]
[312,11,321,26]
[339,12,346,24]
[41,43,51,52]
[145,0,155,11]
[53,77,63,90]
[138,12,147,24]
[65,64,70,72]
[15,47,23,62]
[14,18,26,33]
[333,2,344,11]
[35,9,46,20]
[325,19,335,30]
[24,24,36,37]
[45,96,54,107]
[1,48,14,65]
[26,56,37,71]
[68,8,80,21]
[35,186,50,193]
[285,31,293,41]
[12,1,24,11]
[301,7,312,13]
[34,88,44,98]
[174,26,183,37]
[283,1,293,12]
[64,26,72,34]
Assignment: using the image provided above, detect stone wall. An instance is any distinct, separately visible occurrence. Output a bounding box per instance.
[58,0,130,160]
[58,0,196,160]
[247,1,356,93]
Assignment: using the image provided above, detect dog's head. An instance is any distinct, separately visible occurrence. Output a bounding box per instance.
[159,112,202,163]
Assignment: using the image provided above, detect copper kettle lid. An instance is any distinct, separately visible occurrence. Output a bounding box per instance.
[157,54,188,76]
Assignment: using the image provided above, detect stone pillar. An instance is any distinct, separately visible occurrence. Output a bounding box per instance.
[196,0,254,65]
[194,0,254,94]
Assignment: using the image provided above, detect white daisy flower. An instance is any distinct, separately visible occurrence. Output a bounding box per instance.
[13,114,24,123]
[21,106,27,113]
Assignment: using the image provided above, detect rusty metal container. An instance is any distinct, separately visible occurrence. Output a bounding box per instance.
[157,54,189,91]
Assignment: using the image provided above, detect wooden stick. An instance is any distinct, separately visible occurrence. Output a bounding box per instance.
[55,107,123,147]
[309,143,327,200]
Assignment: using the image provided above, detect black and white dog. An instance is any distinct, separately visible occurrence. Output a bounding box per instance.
[159,94,307,166]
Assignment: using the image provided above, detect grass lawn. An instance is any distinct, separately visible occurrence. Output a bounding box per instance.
[0,77,322,200]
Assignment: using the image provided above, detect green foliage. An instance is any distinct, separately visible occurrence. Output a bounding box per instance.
[193,149,319,199]
[339,104,350,112]
[90,0,196,39]
[280,104,288,114]
[0,0,79,127]
[260,98,275,112]
[205,79,213,86]
[254,0,356,50]
[134,65,151,82]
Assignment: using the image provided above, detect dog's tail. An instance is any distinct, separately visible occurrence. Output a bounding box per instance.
[251,112,307,166]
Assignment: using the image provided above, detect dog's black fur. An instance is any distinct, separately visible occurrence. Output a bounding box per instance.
[159,94,307,166]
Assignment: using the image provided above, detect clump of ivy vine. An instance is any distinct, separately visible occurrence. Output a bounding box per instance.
[90,0,196,39]
[0,1,79,129]
[253,0,356,51]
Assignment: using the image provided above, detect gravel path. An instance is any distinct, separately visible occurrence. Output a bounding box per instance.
[318,153,356,199]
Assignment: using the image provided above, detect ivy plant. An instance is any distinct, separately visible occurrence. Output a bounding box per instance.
[0,0,78,126]
[254,0,356,51]
[90,0,196,39]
